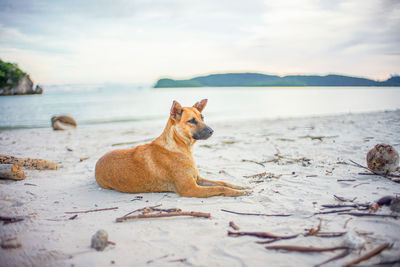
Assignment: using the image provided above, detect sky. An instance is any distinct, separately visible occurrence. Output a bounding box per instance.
[0,0,399,85]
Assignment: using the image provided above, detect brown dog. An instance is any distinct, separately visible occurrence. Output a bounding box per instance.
[95,99,250,197]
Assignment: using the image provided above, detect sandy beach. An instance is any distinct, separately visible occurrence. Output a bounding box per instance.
[1,110,400,267]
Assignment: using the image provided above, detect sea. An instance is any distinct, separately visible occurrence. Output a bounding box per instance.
[0,85,399,130]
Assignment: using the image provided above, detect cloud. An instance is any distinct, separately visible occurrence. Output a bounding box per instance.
[0,0,398,83]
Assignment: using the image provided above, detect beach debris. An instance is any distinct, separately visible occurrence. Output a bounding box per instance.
[116,211,211,222]
[0,215,25,224]
[334,195,356,202]
[0,154,58,170]
[367,144,399,175]
[0,164,26,180]
[229,221,240,230]
[243,172,282,183]
[347,159,400,181]
[264,153,312,166]
[342,230,365,249]
[91,230,109,251]
[79,157,89,162]
[265,245,348,252]
[221,209,291,217]
[241,159,265,167]
[314,209,353,215]
[24,182,37,186]
[65,206,118,214]
[131,196,143,201]
[342,243,390,267]
[51,115,77,130]
[1,237,21,249]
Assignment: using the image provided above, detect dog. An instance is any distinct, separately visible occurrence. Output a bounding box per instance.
[95,99,250,197]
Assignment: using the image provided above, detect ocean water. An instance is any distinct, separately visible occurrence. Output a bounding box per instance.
[0,86,399,129]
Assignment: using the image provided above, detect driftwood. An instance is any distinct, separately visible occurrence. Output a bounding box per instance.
[0,154,58,170]
[265,245,348,252]
[65,207,118,214]
[342,243,390,267]
[0,164,26,180]
[116,211,211,222]
[221,209,291,217]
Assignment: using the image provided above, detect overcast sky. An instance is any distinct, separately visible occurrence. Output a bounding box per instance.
[0,0,399,85]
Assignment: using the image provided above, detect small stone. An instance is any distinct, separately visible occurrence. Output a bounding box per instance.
[390,197,400,212]
[91,230,108,251]
[366,144,399,175]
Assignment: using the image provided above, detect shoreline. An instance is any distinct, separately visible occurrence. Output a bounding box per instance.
[1,110,399,266]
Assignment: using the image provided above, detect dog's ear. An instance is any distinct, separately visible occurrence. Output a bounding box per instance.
[193,99,208,113]
[170,100,183,120]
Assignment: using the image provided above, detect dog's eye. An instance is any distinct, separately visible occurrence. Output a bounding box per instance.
[187,118,197,124]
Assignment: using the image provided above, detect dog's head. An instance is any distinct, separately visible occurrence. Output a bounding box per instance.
[170,99,214,140]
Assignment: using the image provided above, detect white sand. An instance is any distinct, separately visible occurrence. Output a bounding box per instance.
[1,110,400,267]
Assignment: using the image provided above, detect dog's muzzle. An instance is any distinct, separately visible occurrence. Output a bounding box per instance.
[193,126,214,140]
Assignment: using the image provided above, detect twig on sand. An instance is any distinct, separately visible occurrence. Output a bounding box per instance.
[338,213,399,219]
[334,195,356,202]
[221,209,291,217]
[321,204,369,209]
[241,159,266,167]
[265,245,348,252]
[348,160,400,180]
[229,221,240,230]
[315,249,351,266]
[342,243,390,267]
[337,179,356,182]
[228,231,299,239]
[353,182,370,188]
[115,211,211,222]
[65,207,118,214]
[122,204,162,217]
[314,209,353,215]
[0,215,25,224]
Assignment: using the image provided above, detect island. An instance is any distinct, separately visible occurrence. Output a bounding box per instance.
[0,59,43,95]
[154,73,400,88]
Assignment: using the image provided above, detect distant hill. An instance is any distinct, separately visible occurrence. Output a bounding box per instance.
[154,73,400,88]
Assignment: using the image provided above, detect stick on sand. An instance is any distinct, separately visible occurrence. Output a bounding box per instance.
[116,211,211,222]
[342,243,390,267]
